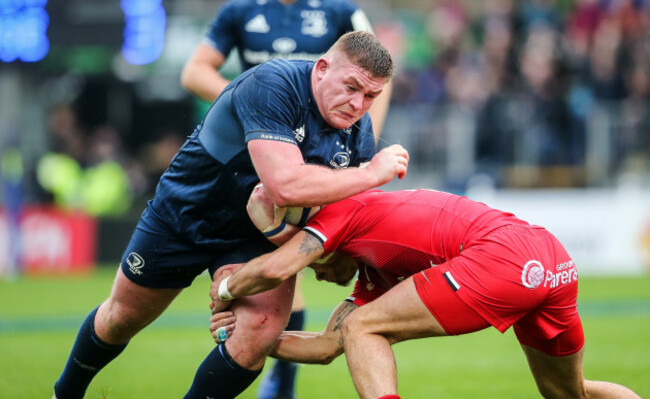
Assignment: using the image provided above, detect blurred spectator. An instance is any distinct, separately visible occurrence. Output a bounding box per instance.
[37,106,135,217]
[139,130,185,196]
[47,104,86,165]
[383,0,649,189]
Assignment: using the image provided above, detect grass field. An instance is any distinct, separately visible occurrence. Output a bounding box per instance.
[1,267,649,398]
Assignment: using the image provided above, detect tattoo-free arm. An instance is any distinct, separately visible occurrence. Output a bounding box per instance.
[249,140,408,208]
[181,43,231,102]
[270,301,358,364]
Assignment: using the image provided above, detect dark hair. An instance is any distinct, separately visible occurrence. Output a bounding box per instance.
[330,31,395,79]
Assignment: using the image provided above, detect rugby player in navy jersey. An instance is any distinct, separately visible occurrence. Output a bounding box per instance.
[181,0,392,139]
[53,31,408,399]
[182,3,392,396]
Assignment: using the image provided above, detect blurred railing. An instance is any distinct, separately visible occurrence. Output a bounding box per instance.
[382,98,650,191]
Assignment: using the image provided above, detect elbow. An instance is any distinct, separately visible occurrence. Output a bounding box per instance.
[261,172,302,207]
[180,67,192,91]
[263,185,295,208]
[318,348,344,365]
[180,62,198,91]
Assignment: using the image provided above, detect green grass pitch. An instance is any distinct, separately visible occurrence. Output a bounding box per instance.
[1,267,648,398]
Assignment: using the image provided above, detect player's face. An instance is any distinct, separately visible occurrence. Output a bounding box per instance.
[313,52,387,129]
[310,253,358,286]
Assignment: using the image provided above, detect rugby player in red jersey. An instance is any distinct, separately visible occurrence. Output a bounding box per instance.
[210,186,640,399]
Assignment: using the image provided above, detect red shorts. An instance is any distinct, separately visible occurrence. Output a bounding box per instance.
[413,225,584,356]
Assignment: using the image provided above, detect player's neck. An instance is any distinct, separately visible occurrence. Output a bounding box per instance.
[278,0,297,5]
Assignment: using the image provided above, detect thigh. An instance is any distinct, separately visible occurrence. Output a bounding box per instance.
[120,212,218,288]
[514,283,584,356]
[344,276,447,344]
[96,267,183,344]
[225,276,297,369]
[413,266,491,335]
[521,344,586,398]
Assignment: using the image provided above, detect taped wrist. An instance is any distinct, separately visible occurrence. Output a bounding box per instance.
[218,276,235,300]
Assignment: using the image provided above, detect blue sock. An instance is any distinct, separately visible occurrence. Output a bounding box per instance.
[260,309,305,399]
[184,343,263,399]
[54,307,128,399]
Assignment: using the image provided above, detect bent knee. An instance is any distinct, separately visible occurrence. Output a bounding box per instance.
[96,301,150,343]
[341,311,369,338]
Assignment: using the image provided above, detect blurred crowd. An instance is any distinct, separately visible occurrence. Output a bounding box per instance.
[3,0,650,219]
[378,0,650,189]
[30,103,185,217]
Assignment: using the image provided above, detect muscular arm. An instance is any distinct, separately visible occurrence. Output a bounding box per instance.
[210,231,325,304]
[271,300,358,364]
[249,140,408,207]
[209,300,358,363]
[181,43,231,102]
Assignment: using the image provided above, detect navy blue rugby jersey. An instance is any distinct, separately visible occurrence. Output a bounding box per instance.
[149,59,376,244]
[203,0,373,71]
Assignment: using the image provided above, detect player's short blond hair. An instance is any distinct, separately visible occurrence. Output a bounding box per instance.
[327,31,394,80]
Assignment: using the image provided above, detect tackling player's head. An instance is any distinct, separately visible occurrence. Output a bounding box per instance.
[309,252,358,287]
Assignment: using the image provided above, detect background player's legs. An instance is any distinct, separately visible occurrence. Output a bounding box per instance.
[259,274,305,399]
[341,277,447,399]
[55,267,182,399]
[521,345,641,399]
[185,274,296,398]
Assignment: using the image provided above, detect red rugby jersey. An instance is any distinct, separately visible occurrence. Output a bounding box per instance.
[303,189,529,305]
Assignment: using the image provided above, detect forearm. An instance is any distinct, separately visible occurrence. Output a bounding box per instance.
[249,140,408,208]
[271,331,343,365]
[271,301,357,364]
[181,64,230,102]
[214,231,323,304]
[223,254,284,298]
[265,164,379,207]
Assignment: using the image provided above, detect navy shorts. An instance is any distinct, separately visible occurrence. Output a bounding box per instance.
[120,207,276,289]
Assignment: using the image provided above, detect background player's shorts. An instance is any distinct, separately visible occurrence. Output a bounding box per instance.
[413,224,584,356]
[120,206,276,289]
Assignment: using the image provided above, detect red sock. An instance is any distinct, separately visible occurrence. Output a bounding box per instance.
[377,395,401,399]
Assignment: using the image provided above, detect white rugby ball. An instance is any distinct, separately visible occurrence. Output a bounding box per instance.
[282,206,321,227]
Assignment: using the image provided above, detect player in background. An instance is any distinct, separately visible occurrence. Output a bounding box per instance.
[182,4,392,397]
[209,187,641,399]
[53,32,408,399]
[181,0,392,141]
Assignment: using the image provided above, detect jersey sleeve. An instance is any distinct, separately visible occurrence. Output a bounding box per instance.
[332,0,374,35]
[303,198,364,256]
[231,66,300,144]
[202,1,239,57]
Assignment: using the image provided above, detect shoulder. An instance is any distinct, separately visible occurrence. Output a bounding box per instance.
[252,59,312,89]
[323,0,373,32]
[220,0,259,12]
[321,0,360,14]
[214,0,261,21]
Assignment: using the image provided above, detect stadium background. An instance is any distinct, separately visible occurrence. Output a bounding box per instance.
[0,0,649,397]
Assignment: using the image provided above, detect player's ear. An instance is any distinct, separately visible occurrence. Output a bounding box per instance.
[314,58,329,78]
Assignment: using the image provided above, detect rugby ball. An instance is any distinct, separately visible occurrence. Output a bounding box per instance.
[282,206,321,227]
